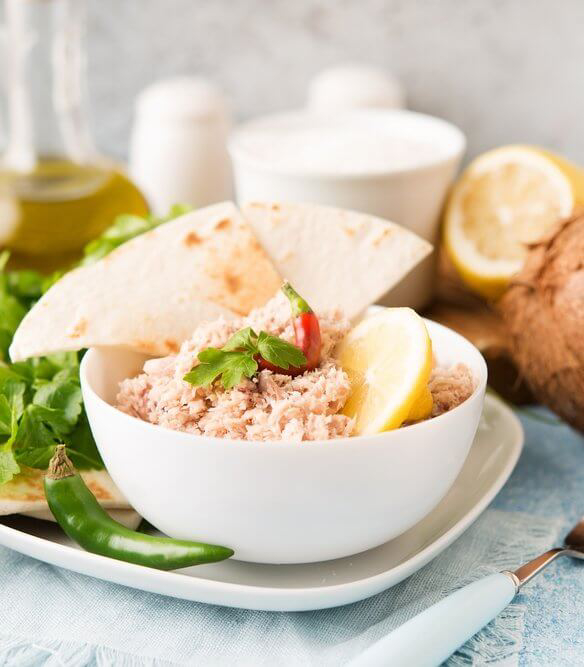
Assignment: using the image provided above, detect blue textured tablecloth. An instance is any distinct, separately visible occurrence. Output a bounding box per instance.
[0,408,583,666]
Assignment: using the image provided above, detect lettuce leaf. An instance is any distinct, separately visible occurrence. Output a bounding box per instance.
[0,205,190,486]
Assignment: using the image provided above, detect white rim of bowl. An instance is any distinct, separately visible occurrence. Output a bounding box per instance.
[228,109,467,181]
[80,318,487,450]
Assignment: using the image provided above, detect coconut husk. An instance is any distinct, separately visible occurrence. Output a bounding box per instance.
[499,213,584,430]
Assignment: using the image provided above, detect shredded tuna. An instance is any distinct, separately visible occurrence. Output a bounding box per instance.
[428,363,475,417]
[116,292,354,441]
[116,294,476,440]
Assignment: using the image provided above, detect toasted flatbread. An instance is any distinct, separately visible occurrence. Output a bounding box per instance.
[10,202,282,361]
[242,202,432,318]
[0,467,131,516]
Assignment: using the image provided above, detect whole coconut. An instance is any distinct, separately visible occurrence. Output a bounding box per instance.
[499,213,584,431]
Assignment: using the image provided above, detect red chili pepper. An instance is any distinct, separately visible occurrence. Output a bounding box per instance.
[258,283,322,376]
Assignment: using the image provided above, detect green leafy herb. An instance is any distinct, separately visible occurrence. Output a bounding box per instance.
[3,381,26,419]
[0,205,189,487]
[184,327,306,390]
[0,408,19,485]
[66,412,104,470]
[0,330,13,362]
[0,396,13,435]
[185,349,259,390]
[0,292,27,335]
[257,331,306,370]
[6,270,45,301]
[14,444,57,469]
[221,327,258,353]
[0,342,97,483]
[33,379,83,426]
[0,449,19,479]
[0,450,19,486]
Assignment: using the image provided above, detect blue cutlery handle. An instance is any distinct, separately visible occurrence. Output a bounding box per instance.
[348,572,517,667]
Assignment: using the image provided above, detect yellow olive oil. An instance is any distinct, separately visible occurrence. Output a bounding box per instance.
[0,158,149,272]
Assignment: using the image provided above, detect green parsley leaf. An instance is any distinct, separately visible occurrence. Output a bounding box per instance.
[10,403,100,471]
[101,214,155,240]
[0,407,21,485]
[0,205,192,487]
[66,412,103,470]
[184,325,308,390]
[0,395,13,435]
[0,450,19,486]
[257,332,306,370]
[166,203,193,218]
[0,329,12,361]
[0,366,27,420]
[6,270,44,301]
[0,292,27,335]
[32,379,82,427]
[183,352,228,388]
[221,327,258,353]
[13,405,66,451]
[184,349,258,390]
[4,362,33,385]
[51,366,80,384]
[26,352,78,386]
[44,351,80,370]
[219,354,258,390]
[4,381,26,420]
[197,347,227,364]
[14,444,57,469]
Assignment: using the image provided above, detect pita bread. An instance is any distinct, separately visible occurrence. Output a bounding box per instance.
[0,467,130,515]
[10,202,282,361]
[242,202,432,318]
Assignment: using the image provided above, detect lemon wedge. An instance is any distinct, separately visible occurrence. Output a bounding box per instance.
[338,308,433,435]
[406,385,433,422]
[443,145,584,299]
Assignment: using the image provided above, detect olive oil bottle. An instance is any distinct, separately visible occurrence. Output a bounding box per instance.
[0,0,148,272]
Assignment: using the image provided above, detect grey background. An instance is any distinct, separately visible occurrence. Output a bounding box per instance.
[87,0,584,163]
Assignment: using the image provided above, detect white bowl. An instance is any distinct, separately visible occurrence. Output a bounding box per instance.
[80,317,486,565]
[229,110,466,310]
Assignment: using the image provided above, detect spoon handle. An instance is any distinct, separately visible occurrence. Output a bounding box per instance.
[348,572,517,667]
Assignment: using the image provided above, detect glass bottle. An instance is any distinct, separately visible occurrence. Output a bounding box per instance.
[0,0,148,272]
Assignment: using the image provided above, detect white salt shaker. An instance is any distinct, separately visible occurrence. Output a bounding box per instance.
[129,77,232,214]
[307,63,405,112]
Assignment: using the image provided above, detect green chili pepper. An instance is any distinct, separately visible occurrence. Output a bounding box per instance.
[44,445,234,570]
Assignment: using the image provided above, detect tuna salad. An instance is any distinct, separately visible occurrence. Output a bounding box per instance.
[117,286,476,441]
[429,364,476,418]
[117,290,353,440]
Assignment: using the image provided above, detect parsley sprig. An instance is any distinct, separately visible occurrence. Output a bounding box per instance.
[0,206,191,487]
[184,327,306,390]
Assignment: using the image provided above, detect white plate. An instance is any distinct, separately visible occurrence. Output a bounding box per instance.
[0,394,522,612]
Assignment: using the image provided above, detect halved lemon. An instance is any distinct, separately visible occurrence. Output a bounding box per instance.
[338,308,433,435]
[443,145,584,300]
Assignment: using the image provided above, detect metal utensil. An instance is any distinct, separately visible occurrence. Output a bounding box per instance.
[349,516,584,667]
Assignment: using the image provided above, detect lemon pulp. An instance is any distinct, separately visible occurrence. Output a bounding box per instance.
[338,308,433,435]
